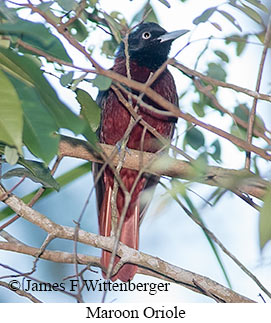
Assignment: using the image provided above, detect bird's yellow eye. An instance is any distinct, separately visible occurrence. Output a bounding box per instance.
[142,31,151,39]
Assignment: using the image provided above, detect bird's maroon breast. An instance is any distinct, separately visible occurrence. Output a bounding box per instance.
[100,57,177,153]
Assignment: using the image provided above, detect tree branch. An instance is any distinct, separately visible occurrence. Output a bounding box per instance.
[172,60,271,103]
[0,234,254,303]
[245,14,271,169]
[59,135,269,201]
[0,281,42,303]
[193,79,271,145]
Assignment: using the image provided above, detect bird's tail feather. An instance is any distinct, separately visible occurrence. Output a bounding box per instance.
[99,187,139,282]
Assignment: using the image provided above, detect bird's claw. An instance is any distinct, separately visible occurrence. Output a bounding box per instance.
[116,140,131,155]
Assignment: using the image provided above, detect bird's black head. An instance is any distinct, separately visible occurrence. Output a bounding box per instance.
[117,22,188,70]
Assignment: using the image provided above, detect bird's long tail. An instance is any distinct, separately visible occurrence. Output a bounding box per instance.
[99,185,139,282]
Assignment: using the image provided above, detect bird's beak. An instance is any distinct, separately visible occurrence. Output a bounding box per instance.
[158,29,190,43]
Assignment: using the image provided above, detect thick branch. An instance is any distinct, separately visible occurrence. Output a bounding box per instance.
[0,241,100,267]
[0,211,253,304]
[59,136,269,200]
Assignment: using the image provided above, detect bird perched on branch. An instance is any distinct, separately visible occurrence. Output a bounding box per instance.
[94,22,187,281]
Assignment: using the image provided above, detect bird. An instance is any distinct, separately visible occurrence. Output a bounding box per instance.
[93,22,185,282]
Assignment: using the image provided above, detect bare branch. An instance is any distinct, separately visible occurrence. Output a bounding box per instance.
[0,239,253,303]
[193,79,271,146]
[245,15,271,169]
[0,281,42,303]
[172,60,271,103]
[58,135,269,201]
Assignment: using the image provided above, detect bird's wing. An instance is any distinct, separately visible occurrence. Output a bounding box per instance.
[92,90,108,215]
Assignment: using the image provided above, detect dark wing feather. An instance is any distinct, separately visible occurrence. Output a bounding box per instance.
[93,90,108,215]
[139,79,178,224]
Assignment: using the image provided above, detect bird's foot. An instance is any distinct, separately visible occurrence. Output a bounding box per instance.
[116,140,131,155]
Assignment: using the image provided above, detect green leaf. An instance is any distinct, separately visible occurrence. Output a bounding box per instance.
[55,0,76,11]
[207,63,227,82]
[88,0,98,8]
[210,22,222,31]
[170,179,187,197]
[13,159,60,191]
[236,37,248,56]
[0,2,19,23]
[0,18,72,63]
[0,51,33,85]
[102,12,122,44]
[184,126,205,150]
[193,7,217,25]
[130,3,159,25]
[0,162,90,220]
[214,50,229,63]
[157,0,171,8]
[192,102,205,117]
[37,1,54,12]
[253,155,260,176]
[225,35,248,56]
[209,139,221,162]
[101,38,118,58]
[0,70,23,153]
[92,74,112,91]
[191,152,208,174]
[233,104,266,137]
[218,10,242,31]
[67,19,89,42]
[77,89,101,132]
[5,72,59,163]
[259,189,271,249]
[244,0,269,12]
[11,77,59,164]
[234,104,249,123]
[229,2,263,24]
[256,30,271,47]
[230,124,247,147]
[3,168,45,188]
[0,38,10,49]
[60,71,74,87]
[0,48,84,135]
[37,3,61,24]
[4,146,19,165]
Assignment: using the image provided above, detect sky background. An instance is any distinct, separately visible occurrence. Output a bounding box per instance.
[0,0,271,303]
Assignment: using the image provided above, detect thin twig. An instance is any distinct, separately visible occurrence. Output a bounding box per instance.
[0,262,75,298]
[0,281,42,303]
[193,79,271,145]
[172,60,271,103]
[245,15,271,169]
